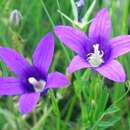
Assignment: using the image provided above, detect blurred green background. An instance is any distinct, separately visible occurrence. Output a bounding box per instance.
[0,0,130,130]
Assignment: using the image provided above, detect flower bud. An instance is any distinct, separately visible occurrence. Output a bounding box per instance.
[9,9,22,27]
[76,0,84,8]
[75,0,85,22]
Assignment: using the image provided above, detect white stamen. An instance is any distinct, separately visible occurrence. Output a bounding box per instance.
[28,77,46,92]
[87,44,104,67]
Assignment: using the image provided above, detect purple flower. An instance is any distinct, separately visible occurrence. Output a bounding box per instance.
[54,8,130,82]
[0,32,70,114]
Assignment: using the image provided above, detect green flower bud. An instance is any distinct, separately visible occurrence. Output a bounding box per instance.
[9,9,22,27]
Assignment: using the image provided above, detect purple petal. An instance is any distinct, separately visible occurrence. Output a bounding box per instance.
[0,47,30,76]
[19,92,40,114]
[32,32,54,73]
[96,60,126,82]
[110,35,130,59]
[67,55,91,74]
[0,77,24,96]
[46,72,70,88]
[54,25,89,54]
[89,8,111,41]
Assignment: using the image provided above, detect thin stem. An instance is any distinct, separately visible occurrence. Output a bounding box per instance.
[90,86,130,130]
[56,0,65,24]
[40,0,80,80]
[121,0,129,34]
[31,107,52,130]
[40,0,71,63]
[40,0,55,27]
[63,95,77,130]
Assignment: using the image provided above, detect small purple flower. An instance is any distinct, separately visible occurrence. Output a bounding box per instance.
[54,8,130,82]
[0,32,70,114]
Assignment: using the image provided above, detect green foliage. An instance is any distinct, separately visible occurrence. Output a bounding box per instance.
[0,0,130,130]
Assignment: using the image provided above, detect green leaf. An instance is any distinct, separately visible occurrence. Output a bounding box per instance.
[0,108,16,129]
[70,0,78,21]
[104,106,120,115]
[97,116,121,128]
[74,79,88,98]
[57,9,74,25]
[128,114,130,128]
[0,61,8,76]
[82,0,96,22]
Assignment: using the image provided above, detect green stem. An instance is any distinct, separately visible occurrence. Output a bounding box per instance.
[31,107,52,130]
[90,86,130,130]
[121,0,129,34]
[40,0,80,80]
[63,95,77,130]
[49,90,61,130]
[40,0,71,63]
[56,0,65,24]
[40,0,55,27]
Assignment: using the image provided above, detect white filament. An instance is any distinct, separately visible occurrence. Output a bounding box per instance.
[28,77,46,92]
[87,44,104,67]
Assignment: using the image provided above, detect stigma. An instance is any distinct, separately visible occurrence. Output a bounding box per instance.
[28,77,46,92]
[87,44,104,67]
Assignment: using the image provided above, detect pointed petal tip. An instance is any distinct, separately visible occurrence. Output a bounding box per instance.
[117,74,126,83]
[0,47,30,76]
[54,25,70,34]
[66,67,73,75]
[54,25,61,31]
[32,32,55,73]
[110,35,130,59]
[111,73,126,83]
[98,8,109,14]
[43,32,55,43]
[101,8,109,11]
[39,32,55,48]
[89,7,111,41]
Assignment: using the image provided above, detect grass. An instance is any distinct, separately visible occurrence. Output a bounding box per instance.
[0,0,130,130]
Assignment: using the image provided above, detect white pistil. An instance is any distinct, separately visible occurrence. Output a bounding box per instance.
[28,77,46,92]
[87,44,104,67]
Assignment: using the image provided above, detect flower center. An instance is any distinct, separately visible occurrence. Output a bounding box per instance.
[87,44,104,67]
[28,77,46,93]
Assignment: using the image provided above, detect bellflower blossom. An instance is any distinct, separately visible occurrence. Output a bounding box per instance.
[0,33,69,114]
[54,8,130,82]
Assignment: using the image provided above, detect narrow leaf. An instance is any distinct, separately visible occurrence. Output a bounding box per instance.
[70,0,78,21]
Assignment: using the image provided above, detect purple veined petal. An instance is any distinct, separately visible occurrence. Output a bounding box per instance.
[110,35,130,59]
[0,47,30,76]
[19,92,40,114]
[32,32,54,73]
[0,77,24,96]
[89,8,111,41]
[67,55,91,74]
[54,25,89,54]
[96,60,126,82]
[46,72,70,89]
